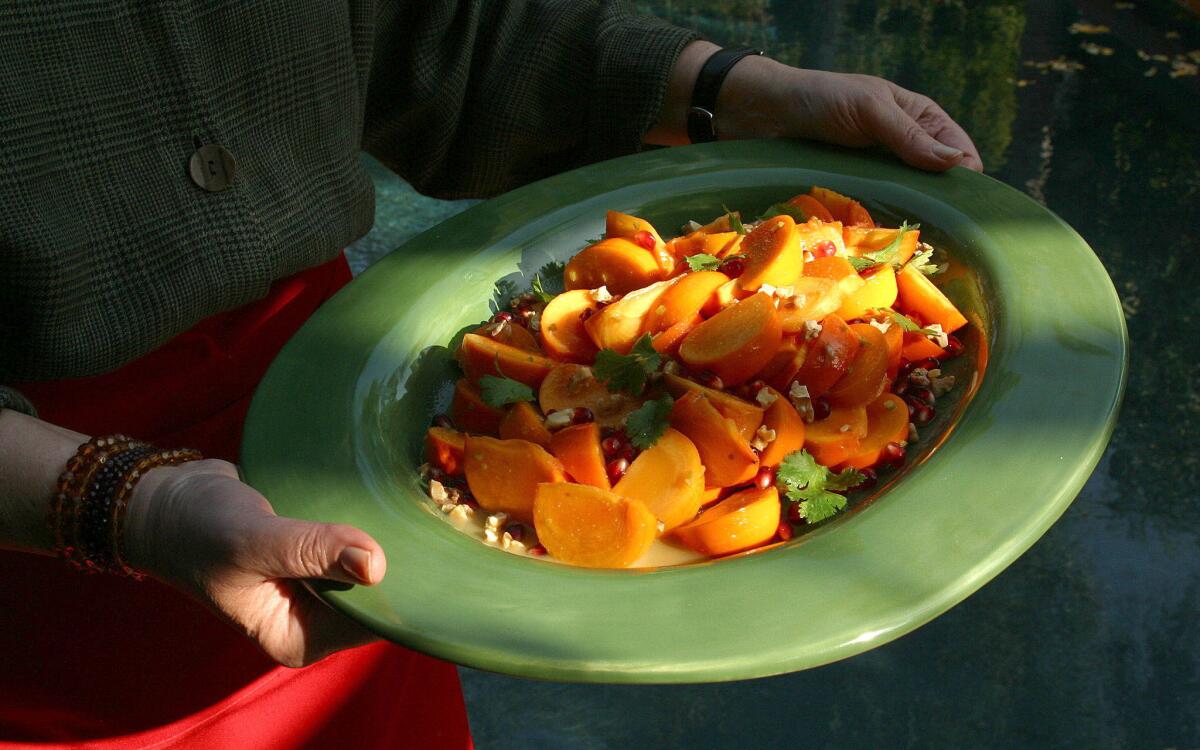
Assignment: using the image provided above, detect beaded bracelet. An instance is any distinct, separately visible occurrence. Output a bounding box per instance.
[52,436,202,576]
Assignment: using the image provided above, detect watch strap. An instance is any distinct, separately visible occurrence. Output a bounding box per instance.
[686,47,764,144]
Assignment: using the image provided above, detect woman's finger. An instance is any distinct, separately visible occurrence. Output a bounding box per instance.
[244,515,388,586]
[860,95,966,172]
[891,86,984,172]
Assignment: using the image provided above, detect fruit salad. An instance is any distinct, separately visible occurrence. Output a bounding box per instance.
[420,186,970,568]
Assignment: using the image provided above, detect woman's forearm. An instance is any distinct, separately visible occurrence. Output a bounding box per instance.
[0,409,87,554]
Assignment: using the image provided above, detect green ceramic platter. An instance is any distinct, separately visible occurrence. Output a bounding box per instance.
[241,140,1127,683]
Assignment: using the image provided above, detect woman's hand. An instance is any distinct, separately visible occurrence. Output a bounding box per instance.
[123,459,385,668]
[648,41,984,173]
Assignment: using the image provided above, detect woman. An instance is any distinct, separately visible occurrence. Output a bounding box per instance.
[0,2,980,747]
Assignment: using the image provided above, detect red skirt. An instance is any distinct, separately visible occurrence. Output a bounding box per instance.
[0,255,472,749]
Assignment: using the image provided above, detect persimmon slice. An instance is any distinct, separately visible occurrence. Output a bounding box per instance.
[777,276,844,333]
[738,215,803,291]
[901,332,947,362]
[450,378,504,435]
[645,271,729,334]
[678,292,783,387]
[539,363,640,428]
[842,393,910,470]
[464,436,566,522]
[497,401,552,447]
[786,194,835,223]
[584,279,675,354]
[809,186,874,227]
[826,323,890,408]
[614,428,704,532]
[458,333,556,388]
[837,264,898,321]
[669,391,759,488]
[672,486,782,556]
[803,404,868,467]
[843,226,920,266]
[470,319,541,352]
[425,427,466,476]
[650,315,699,356]
[791,315,861,397]
[533,483,657,568]
[758,388,806,467]
[539,289,600,362]
[549,422,610,489]
[564,238,665,295]
[896,263,967,333]
[662,372,764,441]
[804,256,866,299]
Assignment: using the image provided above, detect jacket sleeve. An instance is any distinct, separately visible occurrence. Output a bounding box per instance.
[362,0,699,199]
[0,386,37,417]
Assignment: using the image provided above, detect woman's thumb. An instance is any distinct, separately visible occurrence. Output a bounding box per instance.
[252,517,386,585]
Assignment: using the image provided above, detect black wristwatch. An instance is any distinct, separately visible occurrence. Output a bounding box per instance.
[686,47,764,144]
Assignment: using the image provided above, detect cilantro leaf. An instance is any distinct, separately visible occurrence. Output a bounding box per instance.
[775,450,865,524]
[478,374,534,408]
[847,221,918,272]
[848,256,878,272]
[722,205,747,235]
[624,394,674,450]
[530,261,565,303]
[757,202,809,223]
[685,253,722,272]
[881,309,939,337]
[530,274,554,303]
[909,245,941,276]
[592,334,661,395]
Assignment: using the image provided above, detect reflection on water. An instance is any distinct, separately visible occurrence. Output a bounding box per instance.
[345,0,1200,746]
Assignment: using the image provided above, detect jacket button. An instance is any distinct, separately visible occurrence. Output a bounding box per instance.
[189,144,237,192]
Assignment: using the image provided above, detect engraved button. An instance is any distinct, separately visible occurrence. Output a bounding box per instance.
[188,144,237,192]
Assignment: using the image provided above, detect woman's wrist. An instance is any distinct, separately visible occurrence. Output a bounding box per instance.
[0,409,88,554]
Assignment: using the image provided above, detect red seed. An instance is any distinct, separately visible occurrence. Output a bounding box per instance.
[812,396,832,421]
[776,521,794,541]
[812,240,837,258]
[618,444,637,462]
[908,387,935,407]
[697,371,724,390]
[606,457,629,483]
[601,436,623,457]
[491,311,514,324]
[528,544,547,556]
[786,501,805,524]
[881,442,906,467]
[753,466,776,491]
[632,230,657,251]
[944,335,964,358]
[718,257,745,277]
[570,407,594,425]
[503,523,527,542]
[911,403,935,426]
[856,467,878,490]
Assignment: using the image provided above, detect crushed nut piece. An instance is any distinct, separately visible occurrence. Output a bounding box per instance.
[430,479,450,504]
[485,512,508,530]
[839,423,851,433]
[750,425,778,452]
[803,320,822,340]
[591,285,613,303]
[449,504,473,522]
[484,528,500,544]
[908,422,919,443]
[755,387,778,407]
[930,373,957,397]
[544,409,574,429]
[869,319,891,335]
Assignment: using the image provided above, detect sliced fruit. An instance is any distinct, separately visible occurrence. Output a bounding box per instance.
[666,231,740,265]
[836,264,898,321]
[564,237,665,295]
[786,193,835,223]
[450,378,504,435]
[758,387,806,467]
[539,363,641,428]
[794,215,848,257]
[549,422,610,489]
[777,276,845,333]
[464,436,566,522]
[471,319,541,352]
[826,323,890,408]
[672,486,781,556]
[695,211,742,234]
[497,401,552,447]
[810,186,874,227]
[458,333,556,388]
[650,315,699,356]
[678,292,783,387]
[533,483,657,568]
[614,428,704,532]
[843,226,920,266]
[669,391,759,488]
[804,255,866,299]
[738,214,803,291]
[584,279,675,354]
[901,331,947,361]
[539,289,600,362]
[425,426,466,475]
[757,336,807,392]
[645,270,729,334]
[803,404,869,467]
[842,393,910,470]
[700,486,724,508]
[701,277,752,316]
[791,315,861,397]
[896,263,968,333]
[662,372,764,441]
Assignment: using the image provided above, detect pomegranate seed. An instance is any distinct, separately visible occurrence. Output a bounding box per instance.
[856,467,878,490]
[514,304,535,326]
[881,442,906,467]
[892,378,910,396]
[718,257,745,277]
[432,413,455,429]
[812,240,837,258]
[528,544,547,556]
[697,371,724,390]
[571,407,594,424]
[753,466,776,491]
[632,230,657,251]
[944,335,964,358]
[618,444,637,462]
[606,457,629,483]
[911,403,935,426]
[601,436,623,457]
[812,396,832,421]
[776,521,794,541]
[610,428,630,443]
[504,523,527,542]
[908,387,936,407]
[743,379,766,399]
[491,311,514,324]
[786,502,805,524]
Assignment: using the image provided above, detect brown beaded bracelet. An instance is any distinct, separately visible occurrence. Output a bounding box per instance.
[51,436,202,576]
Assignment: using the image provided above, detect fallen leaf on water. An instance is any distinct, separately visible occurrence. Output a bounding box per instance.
[1069,22,1111,35]
[1165,31,1180,40]
[1080,42,1115,56]
[1114,1,1135,8]
[1144,67,1158,77]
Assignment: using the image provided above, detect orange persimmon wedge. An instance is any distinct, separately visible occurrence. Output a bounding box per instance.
[666,231,740,265]
[644,271,729,334]
[901,332,947,361]
[584,279,675,354]
[497,401,552,447]
[758,336,807,392]
[614,428,704,532]
[450,378,504,435]
[777,276,845,333]
[758,387,806,467]
[738,214,803,291]
[464,436,566,522]
[792,315,861,398]
[458,333,556,388]
[786,193,836,223]
[896,263,968,333]
[672,486,782,556]
[604,210,673,272]
[826,323,890,408]
[670,391,759,488]
[701,277,751,316]
[549,422,610,489]
[837,264,898,321]
[564,237,665,295]
[470,319,541,352]
[842,393,910,470]
[539,289,600,362]
[425,426,466,475]
[804,255,866,299]
[678,292,783,387]
[843,226,920,267]
[650,315,699,356]
[662,372,764,441]
[803,404,869,468]
[533,483,657,568]
[539,363,641,428]
[810,186,875,227]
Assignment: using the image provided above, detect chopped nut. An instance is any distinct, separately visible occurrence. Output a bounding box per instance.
[485,512,508,529]
[789,382,810,400]
[501,531,515,550]
[908,422,919,443]
[429,479,450,504]
[439,501,457,513]
[544,409,574,429]
[869,319,891,335]
[662,359,683,376]
[484,528,500,544]
[803,320,823,340]
[507,539,527,554]
[682,219,703,233]
[448,504,473,523]
[760,283,778,297]
[656,521,666,534]
[750,425,778,452]
[924,323,949,349]
[930,373,957,397]
[838,423,851,433]
[755,387,778,407]
[591,285,613,303]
